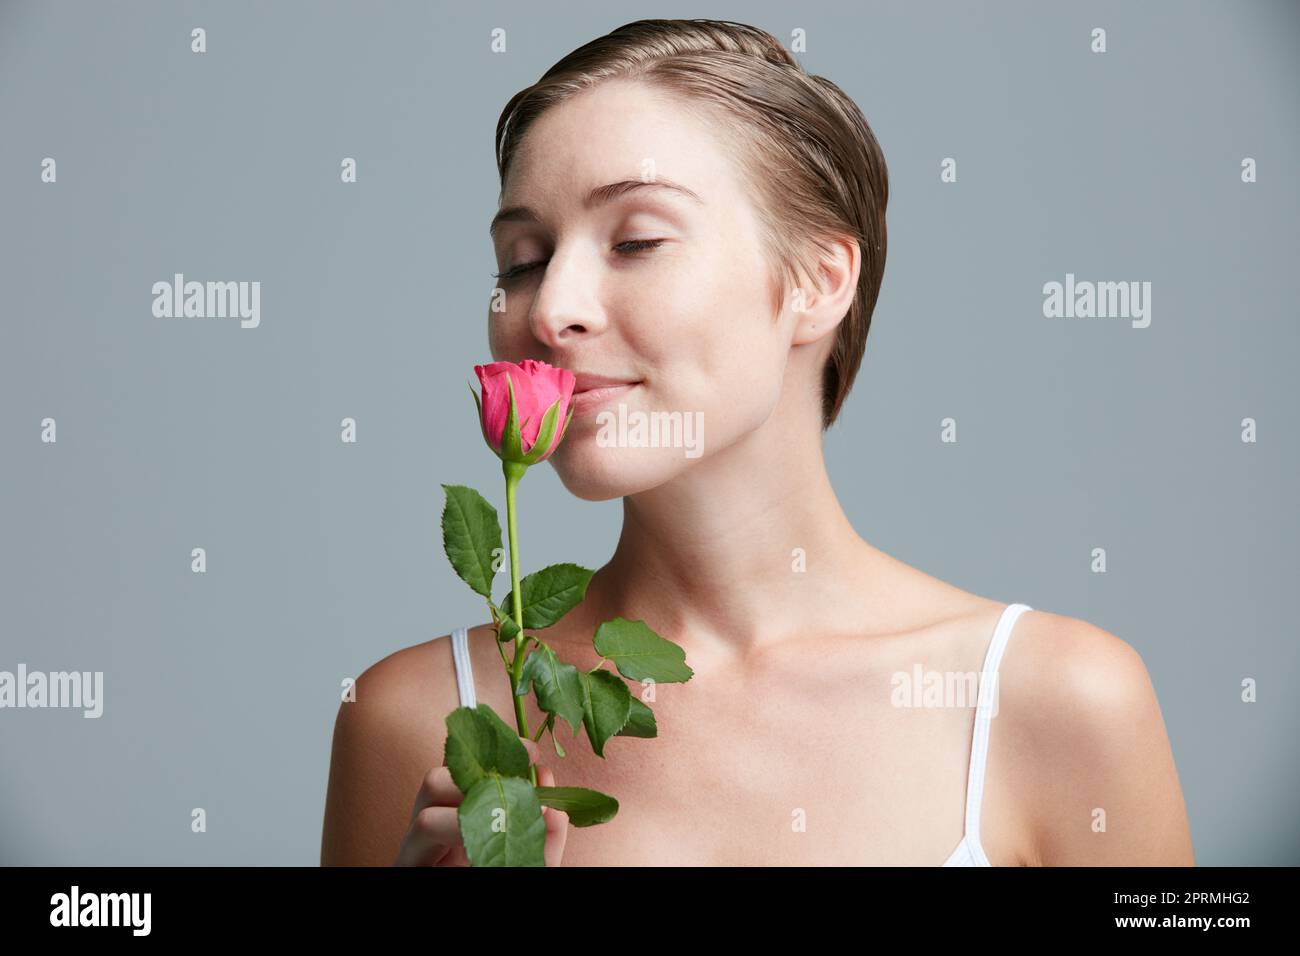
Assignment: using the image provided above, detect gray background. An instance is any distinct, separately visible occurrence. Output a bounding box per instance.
[1,0,1296,865]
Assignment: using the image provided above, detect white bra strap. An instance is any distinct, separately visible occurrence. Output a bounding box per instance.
[962,603,1033,865]
[448,626,477,709]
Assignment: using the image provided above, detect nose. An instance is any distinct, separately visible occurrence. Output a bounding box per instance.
[526,244,608,348]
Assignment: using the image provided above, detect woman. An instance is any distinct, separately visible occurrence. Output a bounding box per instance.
[320,18,1194,866]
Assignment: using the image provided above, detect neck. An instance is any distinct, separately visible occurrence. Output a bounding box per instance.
[575,393,880,664]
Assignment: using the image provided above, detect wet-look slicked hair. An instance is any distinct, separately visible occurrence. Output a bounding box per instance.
[495,18,889,431]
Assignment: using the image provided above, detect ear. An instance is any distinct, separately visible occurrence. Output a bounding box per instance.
[788,234,861,346]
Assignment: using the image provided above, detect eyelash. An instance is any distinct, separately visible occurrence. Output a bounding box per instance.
[491,239,667,281]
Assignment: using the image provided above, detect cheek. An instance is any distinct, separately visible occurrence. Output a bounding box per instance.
[486,307,528,360]
[655,260,784,384]
[643,238,768,338]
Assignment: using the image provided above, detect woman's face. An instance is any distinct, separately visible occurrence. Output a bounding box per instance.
[488,80,802,500]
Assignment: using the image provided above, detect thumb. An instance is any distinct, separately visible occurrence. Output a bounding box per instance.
[540,769,570,867]
[535,763,569,828]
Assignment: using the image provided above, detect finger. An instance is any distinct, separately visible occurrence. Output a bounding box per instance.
[396,805,468,866]
[523,738,568,864]
[543,802,569,866]
[534,763,569,866]
[409,766,464,825]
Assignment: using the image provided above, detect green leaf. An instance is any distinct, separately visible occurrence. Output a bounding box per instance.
[443,704,530,793]
[533,786,619,828]
[514,643,585,736]
[458,773,546,866]
[440,485,502,599]
[497,615,521,643]
[538,713,567,758]
[593,618,694,684]
[519,395,565,465]
[499,563,594,630]
[499,373,526,463]
[488,601,516,642]
[579,668,632,758]
[615,695,658,738]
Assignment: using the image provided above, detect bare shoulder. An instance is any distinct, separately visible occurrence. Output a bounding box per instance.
[1005,608,1152,710]
[998,608,1195,866]
[319,633,465,866]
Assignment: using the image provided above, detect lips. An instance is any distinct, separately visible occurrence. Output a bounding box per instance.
[570,381,640,409]
[571,373,642,394]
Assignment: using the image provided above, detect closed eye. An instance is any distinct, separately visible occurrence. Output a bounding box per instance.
[491,239,667,281]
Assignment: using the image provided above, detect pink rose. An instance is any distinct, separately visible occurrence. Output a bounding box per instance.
[471,360,576,465]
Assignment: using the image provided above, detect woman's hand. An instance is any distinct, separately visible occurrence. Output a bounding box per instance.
[393,736,570,866]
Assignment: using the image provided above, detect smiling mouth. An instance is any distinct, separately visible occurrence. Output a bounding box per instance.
[571,382,641,409]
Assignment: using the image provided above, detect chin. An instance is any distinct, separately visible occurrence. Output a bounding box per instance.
[549,440,695,501]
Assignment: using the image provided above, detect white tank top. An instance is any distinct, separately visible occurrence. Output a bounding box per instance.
[436,601,1034,866]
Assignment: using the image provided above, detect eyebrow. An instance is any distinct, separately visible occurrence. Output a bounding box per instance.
[490,178,703,238]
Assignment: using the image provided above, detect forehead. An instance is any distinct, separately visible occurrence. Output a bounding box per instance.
[501,81,736,206]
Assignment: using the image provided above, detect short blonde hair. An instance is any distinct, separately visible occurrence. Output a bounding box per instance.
[494,18,890,431]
